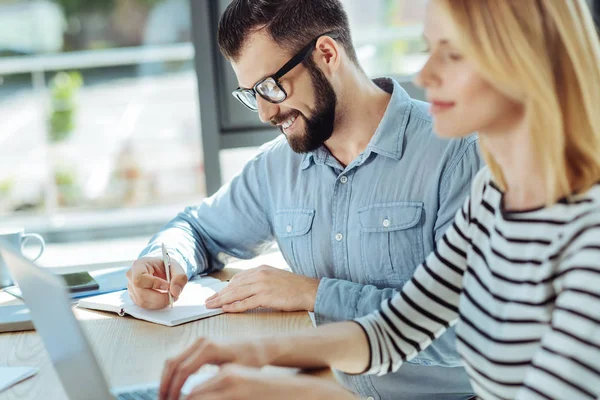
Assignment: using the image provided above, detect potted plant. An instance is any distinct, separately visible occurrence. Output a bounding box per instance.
[48,71,82,143]
[47,71,83,209]
[54,167,81,207]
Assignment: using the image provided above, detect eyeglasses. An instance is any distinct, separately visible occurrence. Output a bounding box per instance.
[232,31,340,112]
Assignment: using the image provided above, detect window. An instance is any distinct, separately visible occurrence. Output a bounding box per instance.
[343,0,427,79]
[0,0,204,240]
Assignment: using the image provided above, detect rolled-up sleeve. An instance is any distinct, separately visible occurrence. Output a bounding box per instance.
[139,153,274,278]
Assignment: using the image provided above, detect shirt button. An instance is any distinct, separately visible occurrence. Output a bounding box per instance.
[366,397,375,400]
[335,233,343,241]
[286,225,292,233]
[382,218,390,227]
[340,175,348,184]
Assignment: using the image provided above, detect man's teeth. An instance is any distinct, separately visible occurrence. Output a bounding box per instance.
[282,116,296,129]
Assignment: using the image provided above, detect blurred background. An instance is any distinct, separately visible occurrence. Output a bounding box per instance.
[0,0,597,266]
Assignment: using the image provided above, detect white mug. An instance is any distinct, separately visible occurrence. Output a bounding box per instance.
[0,229,45,287]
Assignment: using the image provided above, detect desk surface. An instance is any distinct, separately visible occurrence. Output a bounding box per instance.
[0,252,333,399]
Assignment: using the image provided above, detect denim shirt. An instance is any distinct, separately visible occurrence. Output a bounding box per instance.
[140,78,483,399]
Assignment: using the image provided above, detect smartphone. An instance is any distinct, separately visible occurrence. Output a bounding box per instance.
[60,272,100,293]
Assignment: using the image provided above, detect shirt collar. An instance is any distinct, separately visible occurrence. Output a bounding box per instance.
[300,145,329,169]
[301,77,412,171]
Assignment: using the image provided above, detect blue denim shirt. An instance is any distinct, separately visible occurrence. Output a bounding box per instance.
[140,78,483,399]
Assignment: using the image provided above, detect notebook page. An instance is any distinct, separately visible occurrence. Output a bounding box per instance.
[190,275,226,288]
[124,280,228,326]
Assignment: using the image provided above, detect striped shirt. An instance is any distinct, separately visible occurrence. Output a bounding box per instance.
[356,167,600,399]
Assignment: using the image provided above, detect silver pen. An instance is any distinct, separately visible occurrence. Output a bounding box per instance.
[161,243,174,308]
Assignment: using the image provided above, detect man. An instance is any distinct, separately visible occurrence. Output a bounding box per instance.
[127,1,482,399]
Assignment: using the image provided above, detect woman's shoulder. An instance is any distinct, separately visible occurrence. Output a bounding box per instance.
[469,166,495,204]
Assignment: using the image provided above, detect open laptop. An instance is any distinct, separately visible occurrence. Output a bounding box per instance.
[0,245,212,400]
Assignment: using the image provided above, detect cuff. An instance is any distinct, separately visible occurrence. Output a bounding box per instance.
[313,277,360,326]
[139,246,200,279]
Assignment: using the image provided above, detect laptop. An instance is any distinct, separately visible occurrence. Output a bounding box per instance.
[0,245,213,400]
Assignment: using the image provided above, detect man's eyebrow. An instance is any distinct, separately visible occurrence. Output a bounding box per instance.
[238,69,280,89]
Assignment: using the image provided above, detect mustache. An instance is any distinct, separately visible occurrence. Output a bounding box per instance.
[270,110,301,126]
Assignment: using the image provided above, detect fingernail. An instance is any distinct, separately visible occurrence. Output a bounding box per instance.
[160,282,169,291]
[171,284,182,297]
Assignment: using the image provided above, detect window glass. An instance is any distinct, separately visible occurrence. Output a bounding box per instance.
[0,0,204,221]
[343,0,427,78]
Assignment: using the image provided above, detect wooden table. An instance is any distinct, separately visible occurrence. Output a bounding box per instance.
[0,252,334,399]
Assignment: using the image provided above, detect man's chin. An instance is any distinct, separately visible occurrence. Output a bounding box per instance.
[285,132,307,154]
[286,134,324,154]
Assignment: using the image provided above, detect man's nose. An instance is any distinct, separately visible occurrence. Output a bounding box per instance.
[257,96,279,123]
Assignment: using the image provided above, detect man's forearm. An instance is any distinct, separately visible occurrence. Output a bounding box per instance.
[261,321,371,374]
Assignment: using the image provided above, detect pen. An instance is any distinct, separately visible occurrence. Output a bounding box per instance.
[161,243,173,308]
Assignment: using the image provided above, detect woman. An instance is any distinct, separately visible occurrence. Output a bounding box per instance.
[159,0,600,399]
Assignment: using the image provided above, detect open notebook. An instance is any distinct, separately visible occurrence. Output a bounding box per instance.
[77,276,228,327]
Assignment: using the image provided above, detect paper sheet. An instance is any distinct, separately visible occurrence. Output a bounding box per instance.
[0,366,38,392]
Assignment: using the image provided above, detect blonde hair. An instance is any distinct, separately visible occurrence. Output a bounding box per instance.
[437,0,600,204]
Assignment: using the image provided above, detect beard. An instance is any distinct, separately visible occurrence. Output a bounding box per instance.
[276,57,337,154]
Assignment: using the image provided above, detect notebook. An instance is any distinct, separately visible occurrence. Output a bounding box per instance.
[77,276,228,327]
[0,305,34,333]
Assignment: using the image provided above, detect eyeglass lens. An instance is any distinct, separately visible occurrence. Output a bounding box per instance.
[256,78,286,102]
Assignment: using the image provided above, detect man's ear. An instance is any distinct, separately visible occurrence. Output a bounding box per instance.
[313,35,341,75]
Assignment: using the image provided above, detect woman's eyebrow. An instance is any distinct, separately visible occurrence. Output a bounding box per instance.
[422,34,450,47]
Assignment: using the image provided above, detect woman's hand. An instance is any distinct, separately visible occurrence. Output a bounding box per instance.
[185,364,356,400]
[159,337,273,400]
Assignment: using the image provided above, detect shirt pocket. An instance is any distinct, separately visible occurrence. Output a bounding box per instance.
[358,202,424,288]
[274,209,317,277]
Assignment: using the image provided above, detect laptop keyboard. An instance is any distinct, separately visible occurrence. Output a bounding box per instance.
[116,387,159,400]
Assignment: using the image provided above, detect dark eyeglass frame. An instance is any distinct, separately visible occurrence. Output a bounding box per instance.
[232,31,340,111]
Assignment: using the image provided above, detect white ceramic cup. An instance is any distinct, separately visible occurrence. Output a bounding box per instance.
[0,229,45,287]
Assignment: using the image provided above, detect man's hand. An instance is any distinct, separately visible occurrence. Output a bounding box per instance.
[204,265,320,313]
[159,337,274,400]
[182,364,356,400]
[126,257,188,309]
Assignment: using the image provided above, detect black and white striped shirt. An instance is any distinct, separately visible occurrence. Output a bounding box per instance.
[356,167,600,399]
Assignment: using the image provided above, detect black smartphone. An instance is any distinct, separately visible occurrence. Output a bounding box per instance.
[61,272,100,293]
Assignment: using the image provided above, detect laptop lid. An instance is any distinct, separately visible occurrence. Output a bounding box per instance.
[0,245,114,400]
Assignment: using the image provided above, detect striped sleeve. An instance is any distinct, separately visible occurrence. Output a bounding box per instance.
[515,219,600,400]
[355,194,472,375]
